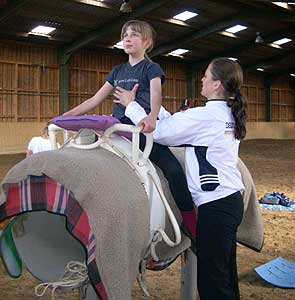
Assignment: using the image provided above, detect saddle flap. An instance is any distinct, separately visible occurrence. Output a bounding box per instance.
[0,217,22,278]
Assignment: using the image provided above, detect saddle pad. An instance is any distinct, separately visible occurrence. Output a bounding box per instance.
[50,115,132,140]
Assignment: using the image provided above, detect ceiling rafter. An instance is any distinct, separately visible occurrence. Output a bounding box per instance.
[244,48,295,72]
[150,0,295,57]
[269,67,295,79]
[150,13,246,58]
[61,0,171,56]
[191,26,295,69]
[71,0,112,9]
[216,0,295,20]
[149,6,290,58]
[0,0,29,22]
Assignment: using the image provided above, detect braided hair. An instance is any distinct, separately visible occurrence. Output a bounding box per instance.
[210,57,248,140]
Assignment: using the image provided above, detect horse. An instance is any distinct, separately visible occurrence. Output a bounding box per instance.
[0,121,264,300]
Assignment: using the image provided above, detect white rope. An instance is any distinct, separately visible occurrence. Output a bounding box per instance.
[137,259,150,297]
[147,172,181,247]
[34,261,88,300]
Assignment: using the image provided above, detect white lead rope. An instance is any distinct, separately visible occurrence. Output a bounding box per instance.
[147,171,181,263]
[34,261,88,300]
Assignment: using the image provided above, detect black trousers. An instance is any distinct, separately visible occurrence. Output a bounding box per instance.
[120,116,194,211]
[139,135,194,211]
[196,192,244,300]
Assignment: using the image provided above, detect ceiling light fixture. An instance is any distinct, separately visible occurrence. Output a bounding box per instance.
[173,11,198,21]
[290,73,295,77]
[272,2,289,9]
[120,0,132,13]
[114,41,124,49]
[29,25,56,37]
[273,37,292,45]
[255,32,264,44]
[228,57,238,61]
[168,49,189,56]
[257,68,264,72]
[225,25,247,34]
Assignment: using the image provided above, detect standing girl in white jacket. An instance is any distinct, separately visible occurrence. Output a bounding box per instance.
[115,57,247,300]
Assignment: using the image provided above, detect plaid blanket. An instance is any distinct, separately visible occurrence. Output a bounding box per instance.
[0,146,263,300]
[0,175,107,299]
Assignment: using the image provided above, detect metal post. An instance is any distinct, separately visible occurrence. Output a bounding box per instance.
[264,75,272,122]
[180,250,198,300]
[186,66,195,101]
[59,52,71,114]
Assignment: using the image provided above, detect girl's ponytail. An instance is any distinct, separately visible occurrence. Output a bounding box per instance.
[210,58,248,140]
[227,89,247,140]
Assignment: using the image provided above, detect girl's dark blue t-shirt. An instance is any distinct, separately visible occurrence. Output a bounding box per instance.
[105,59,165,120]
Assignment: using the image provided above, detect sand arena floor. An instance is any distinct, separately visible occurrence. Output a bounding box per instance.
[0,139,295,300]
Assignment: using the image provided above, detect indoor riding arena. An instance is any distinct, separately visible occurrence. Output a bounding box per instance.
[0,1,295,300]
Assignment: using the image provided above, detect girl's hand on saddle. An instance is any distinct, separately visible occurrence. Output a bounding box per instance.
[139,114,157,133]
[113,84,139,106]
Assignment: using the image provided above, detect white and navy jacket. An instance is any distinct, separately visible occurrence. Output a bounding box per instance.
[125,100,245,207]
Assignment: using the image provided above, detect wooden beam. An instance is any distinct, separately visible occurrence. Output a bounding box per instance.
[71,0,112,9]
[191,27,294,69]
[150,13,245,58]
[0,0,29,22]
[186,66,195,100]
[59,52,69,114]
[264,75,272,122]
[150,0,295,59]
[244,49,295,72]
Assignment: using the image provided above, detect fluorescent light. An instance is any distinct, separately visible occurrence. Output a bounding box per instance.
[272,2,289,9]
[29,25,56,36]
[273,38,292,45]
[257,68,264,72]
[290,73,295,77]
[228,57,238,61]
[173,11,198,21]
[225,25,247,34]
[114,41,124,49]
[168,49,189,56]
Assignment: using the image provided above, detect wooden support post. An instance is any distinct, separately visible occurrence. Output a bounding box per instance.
[59,52,71,114]
[264,75,272,122]
[186,67,195,102]
[14,64,18,121]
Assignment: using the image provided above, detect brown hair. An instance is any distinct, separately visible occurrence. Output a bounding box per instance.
[42,122,50,138]
[210,57,248,140]
[121,20,156,57]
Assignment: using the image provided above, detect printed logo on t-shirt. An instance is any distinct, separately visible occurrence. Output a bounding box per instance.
[114,78,139,86]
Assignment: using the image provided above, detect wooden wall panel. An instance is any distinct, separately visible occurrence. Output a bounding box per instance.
[0,92,14,121]
[271,88,294,122]
[0,40,294,125]
[70,49,125,70]
[0,40,59,122]
[40,95,59,120]
[0,40,58,65]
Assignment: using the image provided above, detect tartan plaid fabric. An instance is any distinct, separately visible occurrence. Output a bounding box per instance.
[0,175,108,300]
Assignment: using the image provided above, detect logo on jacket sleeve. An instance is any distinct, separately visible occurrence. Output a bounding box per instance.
[224,121,235,136]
